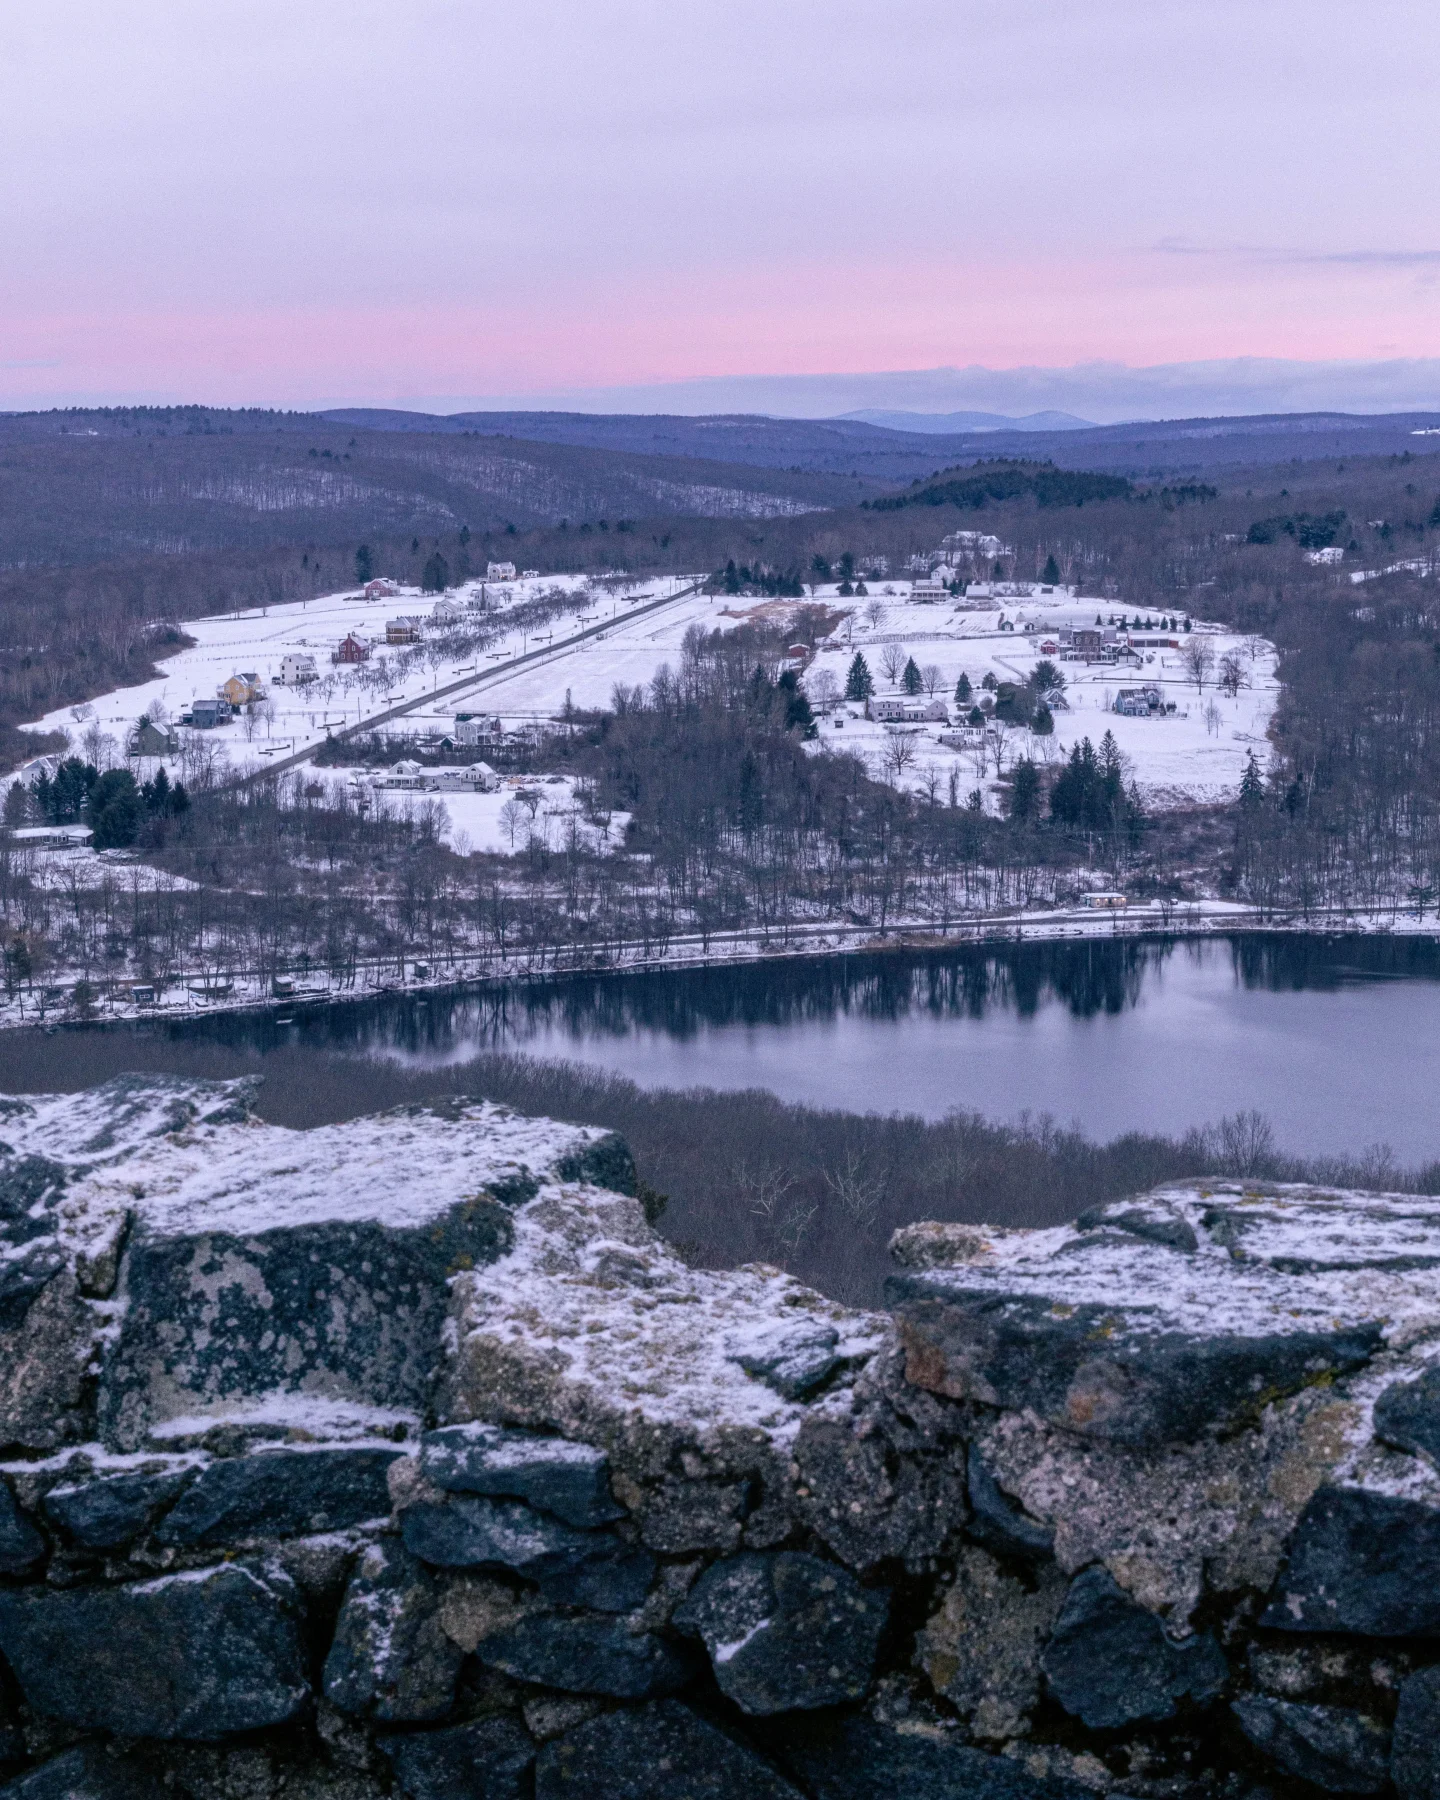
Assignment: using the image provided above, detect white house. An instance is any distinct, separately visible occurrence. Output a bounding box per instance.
[277,653,318,686]
[486,561,517,581]
[911,579,951,604]
[454,715,503,748]
[870,697,948,724]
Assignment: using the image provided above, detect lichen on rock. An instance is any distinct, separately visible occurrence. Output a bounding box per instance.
[0,1081,1436,1797]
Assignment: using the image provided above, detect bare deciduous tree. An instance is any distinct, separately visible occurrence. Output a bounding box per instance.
[921,663,943,697]
[879,642,907,685]
[882,733,918,781]
[498,797,525,847]
[1182,639,1216,694]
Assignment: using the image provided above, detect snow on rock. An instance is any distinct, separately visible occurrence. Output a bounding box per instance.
[3,1076,1440,1795]
[445,1183,886,1448]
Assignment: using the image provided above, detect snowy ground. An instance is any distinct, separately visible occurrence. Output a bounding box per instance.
[365,586,759,730]
[17,573,1277,831]
[20,572,695,781]
[324,770,630,856]
[800,584,1277,810]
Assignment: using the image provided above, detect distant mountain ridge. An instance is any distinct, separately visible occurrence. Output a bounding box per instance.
[839,408,1094,433]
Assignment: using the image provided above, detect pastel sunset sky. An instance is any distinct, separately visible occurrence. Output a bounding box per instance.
[3,1,1439,414]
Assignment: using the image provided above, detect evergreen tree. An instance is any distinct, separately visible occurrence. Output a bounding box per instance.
[1239,751,1265,808]
[421,551,450,594]
[845,653,874,700]
[777,670,814,734]
[1032,702,1054,735]
[902,656,923,695]
[354,544,373,584]
[838,579,854,597]
[955,672,972,705]
[1042,554,1061,584]
[1009,759,1041,821]
[87,770,142,849]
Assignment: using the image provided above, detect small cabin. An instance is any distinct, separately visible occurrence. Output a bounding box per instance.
[1082,892,1128,910]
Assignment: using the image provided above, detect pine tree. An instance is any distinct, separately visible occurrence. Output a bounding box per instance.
[421,552,450,593]
[955,671,972,705]
[1239,751,1265,808]
[1009,759,1041,821]
[1042,554,1061,584]
[902,657,923,695]
[354,544,373,584]
[845,653,874,700]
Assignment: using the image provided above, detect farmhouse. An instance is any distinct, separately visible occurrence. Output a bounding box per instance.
[940,529,1007,557]
[870,697,949,724]
[128,719,178,757]
[187,698,227,729]
[1114,686,1164,717]
[486,561,518,581]
[219,672,263,707]
[333,634,370,665]
[910,579,950,603]
[363,578,399,599]
[277,653,318,686]
[454,714,503,747]
[386,617,425,645]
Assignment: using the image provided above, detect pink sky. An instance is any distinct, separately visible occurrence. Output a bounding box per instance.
[3,2,1439,414]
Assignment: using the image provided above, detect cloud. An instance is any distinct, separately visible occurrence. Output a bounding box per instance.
[1152,239,1440,267]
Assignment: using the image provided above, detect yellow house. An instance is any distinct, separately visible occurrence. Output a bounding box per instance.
[219,672,262,708]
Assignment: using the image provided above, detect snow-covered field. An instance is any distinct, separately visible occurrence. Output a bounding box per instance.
[799,584,1277,810]
[19,572,1277,829]
[21,572,696,781]
[323,770,629,856]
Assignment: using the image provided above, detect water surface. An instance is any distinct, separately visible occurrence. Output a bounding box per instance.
[49,933,1438,1163]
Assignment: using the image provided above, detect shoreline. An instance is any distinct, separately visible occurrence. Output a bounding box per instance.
[14,900,1440,1036]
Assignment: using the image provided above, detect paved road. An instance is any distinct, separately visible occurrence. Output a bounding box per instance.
[234,579,704,785]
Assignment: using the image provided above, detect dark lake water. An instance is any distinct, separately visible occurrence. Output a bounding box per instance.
[21,933,1440,1163]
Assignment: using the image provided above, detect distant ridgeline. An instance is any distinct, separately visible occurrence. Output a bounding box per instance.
[864,459,1136,512]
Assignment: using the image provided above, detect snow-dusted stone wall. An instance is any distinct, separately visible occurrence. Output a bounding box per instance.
[0,1078,1438,1798]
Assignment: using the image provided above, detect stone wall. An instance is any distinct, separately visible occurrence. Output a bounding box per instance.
[0,1076,1437,1798]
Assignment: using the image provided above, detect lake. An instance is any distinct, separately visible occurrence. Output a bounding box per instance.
[14,933,1438,1164]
